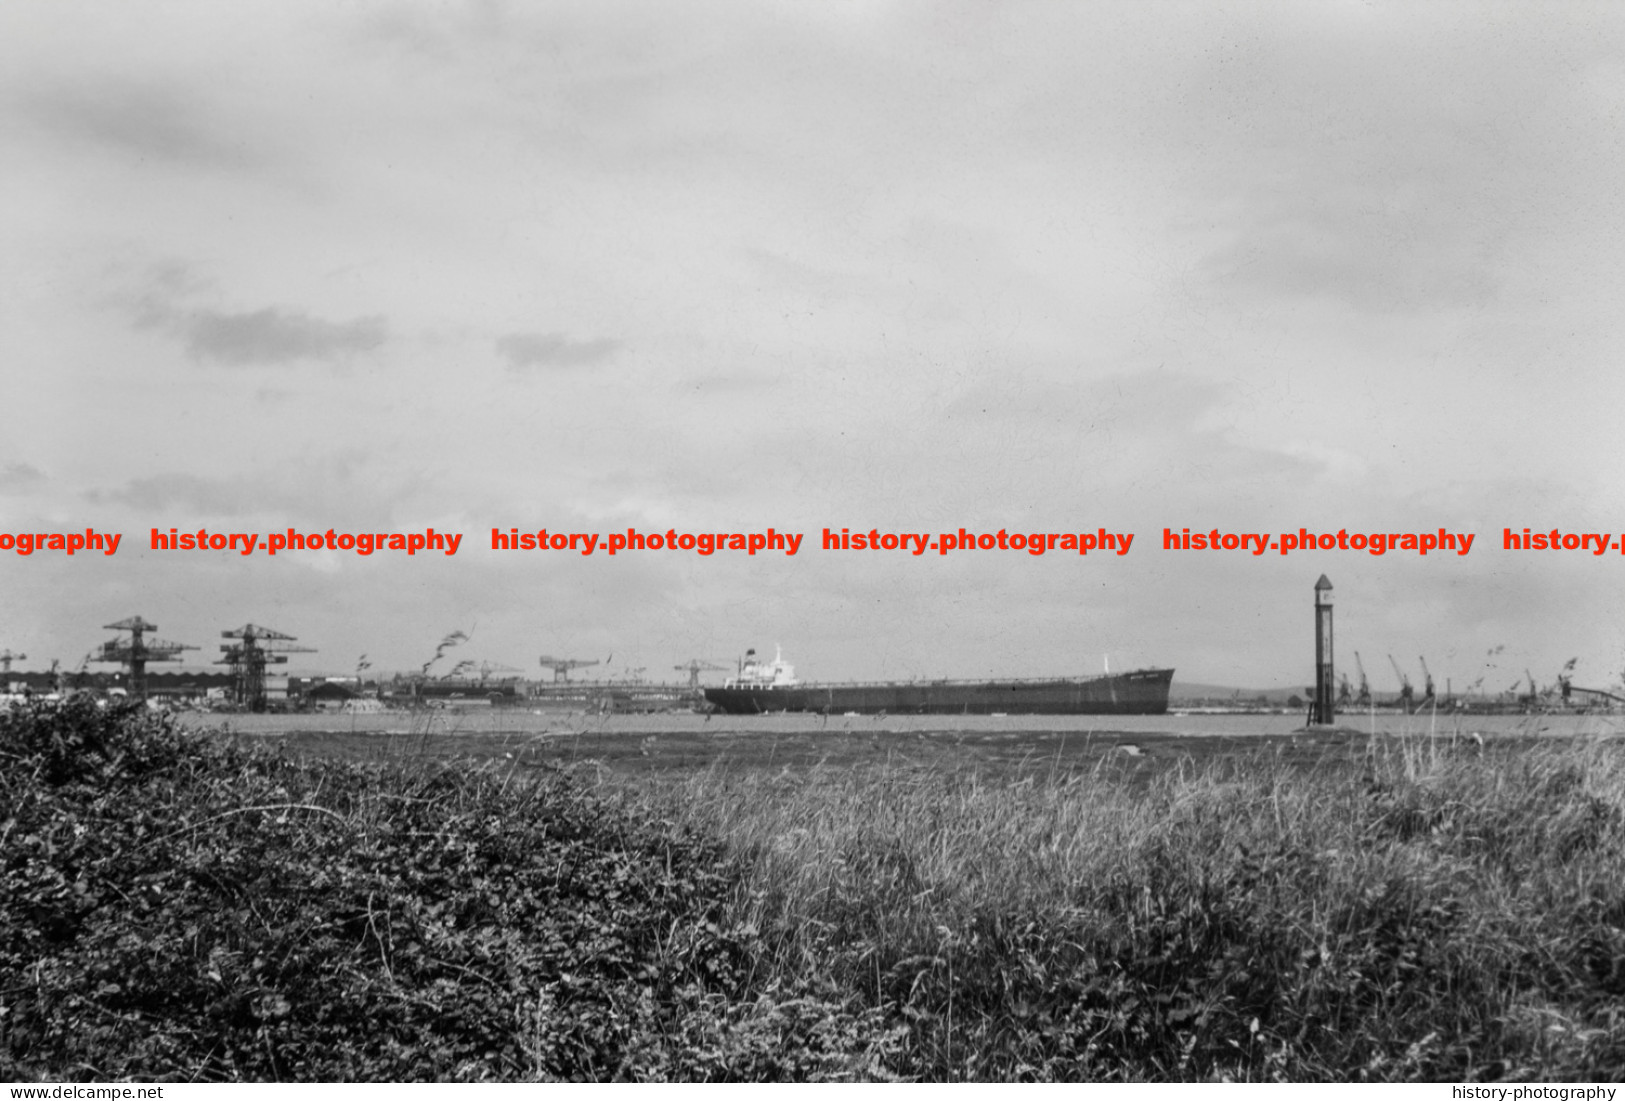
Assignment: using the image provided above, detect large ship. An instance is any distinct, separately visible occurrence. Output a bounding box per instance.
[702,647,1174,716]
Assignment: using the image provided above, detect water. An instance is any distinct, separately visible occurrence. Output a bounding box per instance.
[181,708,1625,741]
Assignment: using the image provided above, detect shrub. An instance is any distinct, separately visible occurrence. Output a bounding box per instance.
[0,701,885,1081]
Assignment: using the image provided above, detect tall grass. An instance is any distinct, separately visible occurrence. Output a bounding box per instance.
[611,735,1625,1080]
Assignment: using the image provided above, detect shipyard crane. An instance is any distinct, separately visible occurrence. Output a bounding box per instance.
[1509,669,1545,710]
[1387,654,1414,711]
[0,649,25,673]
[71,652,93,691]
[95,616,197,700]
[674,659,729,689]
[1352,652,1372,707]
[1418,657,1436,703]
[1337,672,1353,705]
[1556,658,1579,704]
[218,624,316,713]
[538,655,600,683]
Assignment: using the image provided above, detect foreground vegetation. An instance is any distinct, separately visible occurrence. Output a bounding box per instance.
[4,701,1623,1080]
[1,700,890,1081]
[628,737,1625,1080]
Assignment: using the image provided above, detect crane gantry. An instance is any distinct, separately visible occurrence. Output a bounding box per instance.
[1388,654,1414,712]
[95,616,196,700]
[674,659,729,689]
[218,624,315,712]
[538,655,600,683]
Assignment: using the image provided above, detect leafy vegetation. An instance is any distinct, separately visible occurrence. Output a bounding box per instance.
[0,700,890,1081]
[4,700,1623,1080]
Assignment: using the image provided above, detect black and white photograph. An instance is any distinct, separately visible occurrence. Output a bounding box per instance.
[3,0,1625,1086]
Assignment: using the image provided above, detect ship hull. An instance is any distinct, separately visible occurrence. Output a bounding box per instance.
[703,668,1174,716]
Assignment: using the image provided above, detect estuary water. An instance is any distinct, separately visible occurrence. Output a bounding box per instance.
[183,707,1625,741]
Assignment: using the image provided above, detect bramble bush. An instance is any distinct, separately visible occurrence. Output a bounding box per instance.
[0,699,892,1081]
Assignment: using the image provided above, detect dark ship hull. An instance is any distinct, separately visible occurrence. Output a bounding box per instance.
[703,667,1174,716]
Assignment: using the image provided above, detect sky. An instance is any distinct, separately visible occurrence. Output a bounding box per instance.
[4,0,1625,696]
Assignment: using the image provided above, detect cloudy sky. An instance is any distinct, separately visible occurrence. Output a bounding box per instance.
[4,0,1625,695]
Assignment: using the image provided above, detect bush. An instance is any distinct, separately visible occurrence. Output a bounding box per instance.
[0,701,886,1081]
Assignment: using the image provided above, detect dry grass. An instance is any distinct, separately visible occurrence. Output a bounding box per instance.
[599,733,1625,1080]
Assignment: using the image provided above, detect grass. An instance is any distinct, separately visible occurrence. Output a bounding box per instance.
[4,701,1623,1080]
[590,733,1625,1080]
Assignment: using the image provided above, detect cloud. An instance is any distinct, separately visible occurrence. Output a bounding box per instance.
[83,458,415,527]
[120,264,386,367]
[1140,9,1622,318]
[24,80,252,168]
[1198,185,1503,315]
[496,332,618,370]
[177,308,387,365]
[0,463,46,494]
[85,473,260,516]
